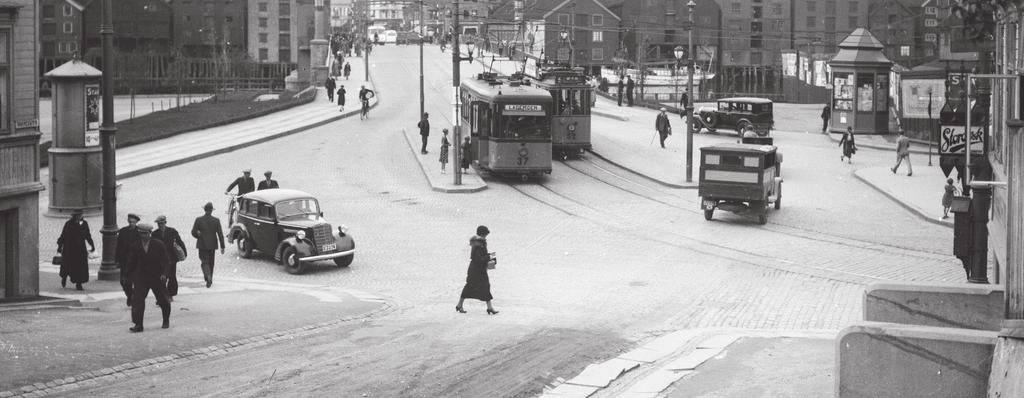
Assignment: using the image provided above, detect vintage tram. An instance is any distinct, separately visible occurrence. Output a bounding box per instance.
[460,73,554,179]
[531,67,593,159]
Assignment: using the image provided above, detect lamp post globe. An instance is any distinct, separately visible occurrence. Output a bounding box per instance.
[687,0,696,12]
[673,45,685,60]
[559,30,568,41]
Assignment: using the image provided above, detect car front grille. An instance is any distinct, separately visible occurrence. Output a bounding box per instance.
[312,223,336,247]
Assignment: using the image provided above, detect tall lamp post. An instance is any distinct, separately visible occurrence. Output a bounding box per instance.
[673,45,685,107]
[451,0,475,185]
[419,0,425,119]
[96,0,119,281]
[685,0,696,183]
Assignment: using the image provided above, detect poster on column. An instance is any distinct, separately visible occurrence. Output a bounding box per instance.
[940,125,985,155]
[85,84,100,147]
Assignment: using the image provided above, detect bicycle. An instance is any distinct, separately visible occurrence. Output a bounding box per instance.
[360,99,370,120]
[224,192,238,227]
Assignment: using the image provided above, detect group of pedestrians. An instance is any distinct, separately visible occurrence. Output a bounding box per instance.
[418,112,472,174]
[616,75,636,107]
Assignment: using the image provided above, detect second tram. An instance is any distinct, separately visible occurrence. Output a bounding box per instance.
[533,67,592,159]
[460,73,553,179]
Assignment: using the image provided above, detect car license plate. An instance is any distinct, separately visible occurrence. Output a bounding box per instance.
[702,200,716,210]
[321,243,337,252]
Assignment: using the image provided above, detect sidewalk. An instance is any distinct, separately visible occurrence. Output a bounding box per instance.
[854,164,955,228]
[0,262,390,397]
[401,127,487,193]
[827,130,936,155]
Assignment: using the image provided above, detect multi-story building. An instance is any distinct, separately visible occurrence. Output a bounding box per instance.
[368,0,404,29]
[39,0,85,74]
[716,0,790,68]
[604,0,720,70]
[0,0,45,300]
[81,0,173,56]
[490,0,620,76]
[247,0,317,63]
[793,0,870,52]
[331,0,354,32]
[170,0,248,57]
[866,0,921,67]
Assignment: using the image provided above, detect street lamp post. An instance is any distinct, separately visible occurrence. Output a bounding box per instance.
[451,0,475,186]
[927,87,934,166]
[96,0,119,281]
[419,0,425,119]
[685,0,696,183]
[673,45,685,108]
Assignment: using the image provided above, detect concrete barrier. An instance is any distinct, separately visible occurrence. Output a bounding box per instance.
[837,322,996,398]
[864,282,1004,331]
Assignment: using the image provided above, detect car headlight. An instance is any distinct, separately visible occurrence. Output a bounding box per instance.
[296,230,306,240]
[338,226,349,235]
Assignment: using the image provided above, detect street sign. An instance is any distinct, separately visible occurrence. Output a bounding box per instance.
[940,124,985,155]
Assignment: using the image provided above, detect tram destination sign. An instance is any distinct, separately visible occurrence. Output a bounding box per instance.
[504,104,545,116]
[555,75,586,85]
[940,125,985,155]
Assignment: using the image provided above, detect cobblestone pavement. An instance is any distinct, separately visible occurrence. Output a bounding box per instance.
[21,45,964,397]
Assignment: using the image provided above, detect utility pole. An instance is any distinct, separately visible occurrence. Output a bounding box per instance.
[97,0,119,281]
[685,0,695,183]
[452,0,463,185]
[419,0,425,119]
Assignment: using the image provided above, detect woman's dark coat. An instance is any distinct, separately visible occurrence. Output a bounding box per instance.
[57,219,94,284]
[460,236,492,301]
[460,140,471,169]
[839,132,856,158]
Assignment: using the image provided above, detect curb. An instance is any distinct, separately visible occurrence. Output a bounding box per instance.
[0,301,395,398]
[592,108,630,121]
[586,149,698,190]
[825,132,935,155]
[116,96,379,181]
[853,169,953,229]
[401,128,487,193]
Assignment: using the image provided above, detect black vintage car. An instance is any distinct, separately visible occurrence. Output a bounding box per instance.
[227,189,355,274]
[692,97,774,136]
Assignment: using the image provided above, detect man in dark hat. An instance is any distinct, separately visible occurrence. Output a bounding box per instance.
[124,222,172,332]
[152,215,186,301]
[225,169,255,196]
[57,208,94,291]
[257,171,279,190]
[115,213,142,306]
[191,202,224,288]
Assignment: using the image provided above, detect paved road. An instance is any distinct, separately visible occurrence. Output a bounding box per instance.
[35,45,961,398]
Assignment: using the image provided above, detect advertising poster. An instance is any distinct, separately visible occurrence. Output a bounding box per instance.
[85,84,100,147]
[940,125,985,154]
[782,52,797,77]
[900,79,946,118]
[814,60,829,87]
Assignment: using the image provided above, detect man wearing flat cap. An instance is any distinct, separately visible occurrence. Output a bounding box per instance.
[257,171,279,190]
[225,169,256,196]
[655,108,672,149]
[152,215,186,300]
[115,213,142,306]
[124,222,172,332]
[191,202,224,288]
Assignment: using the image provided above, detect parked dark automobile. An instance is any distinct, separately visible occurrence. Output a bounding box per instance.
[227,189,355,274]
[396,31,420,45]
[692,97,774,136]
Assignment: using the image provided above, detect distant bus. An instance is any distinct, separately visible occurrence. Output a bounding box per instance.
[382,30,398,44]
[368,25,386,43]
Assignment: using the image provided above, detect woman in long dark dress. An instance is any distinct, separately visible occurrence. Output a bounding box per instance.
[838,126,856,164]
[456,225,498,315]
[57,209,95,290]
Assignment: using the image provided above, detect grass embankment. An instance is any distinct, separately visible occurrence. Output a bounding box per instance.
[40,89,316,167]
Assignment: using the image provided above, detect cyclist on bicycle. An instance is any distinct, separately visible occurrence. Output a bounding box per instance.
[359,85,375,119]
[224,169,255,226]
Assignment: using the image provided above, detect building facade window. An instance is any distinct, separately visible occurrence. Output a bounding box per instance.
[751,36,763,48]
[806,16,816,28]
[259,17,267,28]
[750,51,762,64]
[925,19,937,27]
[259,33,268,43]
[43,5,55,18]
[42,23,56,36]
[592,48,604,60]
[592,31,603,42]
[558,13,569,26]
[925,6,937,15]
[279,18,290,30]
[807,1,816,12]
[771,3,782,15]
[925,33,937,42]
[592,14,602,26]
[258,2,267,12]
[825,0,835,13]
[279,33,291,47]
[63,22,73,34]
[259,48,268,61]
[849,1,859,12]
[731,3,741,14]
[900,45,910,56]
[279,49,290,62]
[279,1,290,16]
[848,16,857,29]
[42,41,56,57]
[0,29,8,134]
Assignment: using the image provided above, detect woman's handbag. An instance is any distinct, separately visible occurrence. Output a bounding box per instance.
[487,252,497,270]
[173,241,187,262]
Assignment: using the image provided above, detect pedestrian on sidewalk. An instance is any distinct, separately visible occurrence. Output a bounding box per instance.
[116,213,142,303]
[679,89,689,111]
[455,225,499,315]
[626,76,635,107]
[616,76,624,107]
[125,222,171,332]
[439,128,450,174]
[56,209,94,291]
[891,129,913,176]
[343,62,351,80]
[191,202,224,288]
[152,215,186,301]
[821,105,831,133]
[418,113,431,154]
[337,85,346,112]
[258,171,279,190]
[942,178,959,219]
[325,76,336,102]
[839,126,857,164]
[461,135,472,174]
[655,107,672,148]
[599,76,609,93]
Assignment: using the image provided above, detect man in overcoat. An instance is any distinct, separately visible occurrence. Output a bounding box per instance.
[124,222,171,332]
[152,215,186,300]
[626,75,636,107]
[617,76,624,106]
[115,213,141,305]
[192,202,225,288]
[418,112,430,154]
[325,76,336,102]
[656,108,672,148]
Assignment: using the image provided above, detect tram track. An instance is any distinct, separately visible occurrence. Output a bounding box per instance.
[494,157,958,286]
